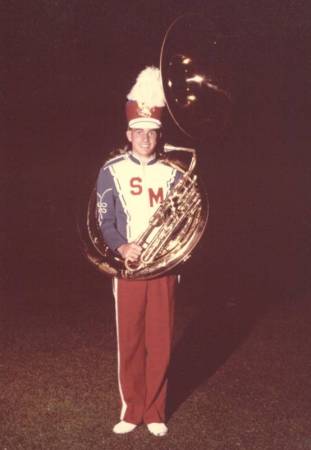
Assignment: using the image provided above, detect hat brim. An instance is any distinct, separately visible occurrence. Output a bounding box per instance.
[129,118,161,129]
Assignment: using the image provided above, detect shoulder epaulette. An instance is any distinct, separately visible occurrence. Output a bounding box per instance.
[103,153,127,169]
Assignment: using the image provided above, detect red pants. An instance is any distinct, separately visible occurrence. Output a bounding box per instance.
[112,275,176,424]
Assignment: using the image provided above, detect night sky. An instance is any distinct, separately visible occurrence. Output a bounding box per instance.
[2,0,311,303]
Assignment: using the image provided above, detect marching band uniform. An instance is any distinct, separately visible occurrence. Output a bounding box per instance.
[96,152,180,252]
[96,67,181,436]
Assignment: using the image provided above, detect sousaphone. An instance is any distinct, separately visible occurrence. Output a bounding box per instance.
[80,14,233,279]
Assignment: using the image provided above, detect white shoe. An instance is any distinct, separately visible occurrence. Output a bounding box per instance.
[112,421,137,434]
[147,422,168,436]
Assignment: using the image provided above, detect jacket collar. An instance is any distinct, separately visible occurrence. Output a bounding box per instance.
[128,151,157,166]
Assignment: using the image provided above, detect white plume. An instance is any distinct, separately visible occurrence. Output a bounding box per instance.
[127,66,165,108]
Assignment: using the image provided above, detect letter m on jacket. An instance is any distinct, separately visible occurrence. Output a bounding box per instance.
[148,187,163,207]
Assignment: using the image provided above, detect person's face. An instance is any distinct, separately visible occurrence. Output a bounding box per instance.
[126,128,159,160]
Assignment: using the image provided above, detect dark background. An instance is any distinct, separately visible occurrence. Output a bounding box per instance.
[2,0,311,306]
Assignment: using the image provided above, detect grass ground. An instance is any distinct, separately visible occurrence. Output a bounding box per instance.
[1,274,310,450]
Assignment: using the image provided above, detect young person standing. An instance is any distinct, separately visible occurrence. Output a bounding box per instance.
[96,67,181,436]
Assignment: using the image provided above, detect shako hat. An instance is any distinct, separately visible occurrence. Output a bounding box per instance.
[126,67,165,129]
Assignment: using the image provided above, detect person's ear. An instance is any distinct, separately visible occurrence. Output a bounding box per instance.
[126,129,132,142]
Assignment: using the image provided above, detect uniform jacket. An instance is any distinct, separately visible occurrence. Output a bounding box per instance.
[96,151,182,251]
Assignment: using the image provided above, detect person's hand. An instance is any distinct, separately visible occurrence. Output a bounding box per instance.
[117,243,142,261]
